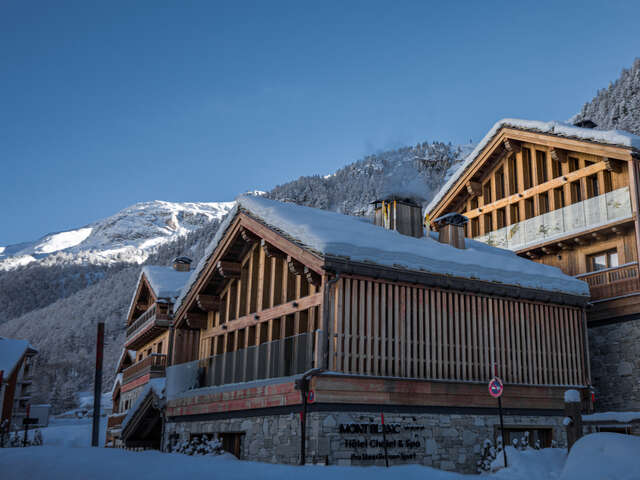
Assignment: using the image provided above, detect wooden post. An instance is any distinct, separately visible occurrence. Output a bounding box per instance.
[92,322,104,447]
[564,389,583,451]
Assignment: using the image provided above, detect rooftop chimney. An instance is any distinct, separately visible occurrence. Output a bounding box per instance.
[372,196,423,238]
[433,213,468,249]
[173,256,192,272]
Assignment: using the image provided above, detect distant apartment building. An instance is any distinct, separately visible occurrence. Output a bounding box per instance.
[0,337,37,431]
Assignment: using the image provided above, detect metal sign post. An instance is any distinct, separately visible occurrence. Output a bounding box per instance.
[91,322,104,447]
[489,364,507,468]
[380,412,389,468]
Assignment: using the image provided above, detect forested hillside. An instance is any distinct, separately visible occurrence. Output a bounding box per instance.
[573,58,640,135]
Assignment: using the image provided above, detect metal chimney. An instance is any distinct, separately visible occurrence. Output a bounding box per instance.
[433,213,468,249]
[173,256,193,272]
[372,196,423,238]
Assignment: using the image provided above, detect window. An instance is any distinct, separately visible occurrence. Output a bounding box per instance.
[157,341,163,354]
[498,427,553,449]
[539,192,549,215]
[553,187,565,209]
[587,174,599,198]
[536,151,548,184]
[551,156,561,178]
[483,181,492,205]
[508,156,518,194]
[588,250,619,272]
[524,198,535,219]
[496,208,506,229]
[523,149,533,189]
[483,213,493,233]
[471,217,480,237]
[569,157,579,172]
[495,167,505,200]
[603,170,613,193]
[570,181,582,204]
[470,196,479,210]
[509,204,520,224]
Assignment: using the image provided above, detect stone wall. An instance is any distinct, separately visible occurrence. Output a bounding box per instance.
[165,410,566,473]
[589,318,640,411]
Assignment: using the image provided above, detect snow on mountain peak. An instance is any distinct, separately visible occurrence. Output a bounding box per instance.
[0,200,234,271]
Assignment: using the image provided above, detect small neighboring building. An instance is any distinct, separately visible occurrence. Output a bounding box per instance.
[0,337,37,431]
[105,261,191,449]
[162,195,590,471]
[426,118,640,411]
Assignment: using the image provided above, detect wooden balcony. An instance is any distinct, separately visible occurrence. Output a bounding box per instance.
[576,262,640,302]
[107,413,127,430]
[122,354,167,385]
[125,305,171,351]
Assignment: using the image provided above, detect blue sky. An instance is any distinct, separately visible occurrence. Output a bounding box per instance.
[1,1,639,245]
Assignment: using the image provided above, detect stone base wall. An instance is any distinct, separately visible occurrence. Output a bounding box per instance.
[165,410,566,473]
[589,318,640,411]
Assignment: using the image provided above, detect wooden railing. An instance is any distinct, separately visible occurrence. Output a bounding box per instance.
[576,262,640,301]
[126,305,170,339]
[122,354,167,384]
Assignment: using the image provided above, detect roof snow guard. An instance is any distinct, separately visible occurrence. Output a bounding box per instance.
[426,118,640,215]
[173,196,589,315]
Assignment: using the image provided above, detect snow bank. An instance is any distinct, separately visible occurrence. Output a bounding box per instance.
[37,417,107,448]
[559,433,640,480]
[426,118,640,214]
[0,445,567,480]
[489,446,566,478]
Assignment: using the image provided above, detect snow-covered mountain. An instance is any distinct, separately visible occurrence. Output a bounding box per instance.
[572,58,640,136]
[0,201,234,271]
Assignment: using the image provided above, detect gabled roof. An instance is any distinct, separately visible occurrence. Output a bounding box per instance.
[174,196,589,314]
[0,337,36,377]
[426,118,640,214]
[115,348,136,374]
[126,265,192,322]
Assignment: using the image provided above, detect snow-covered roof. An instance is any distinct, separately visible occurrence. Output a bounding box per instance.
[121,378,165,431]
[142,266,191,300]
[174,196,588,314]
[0,337,36,377]
[427,118,640,214]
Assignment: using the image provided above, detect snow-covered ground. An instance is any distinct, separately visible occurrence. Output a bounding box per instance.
[0,427,637,480]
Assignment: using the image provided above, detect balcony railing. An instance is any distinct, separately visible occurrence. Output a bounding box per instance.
[127,305,171,338]
[122,353,167,385]
[576,262,640,301]
[167,331,318,398]
[474,187,632,251]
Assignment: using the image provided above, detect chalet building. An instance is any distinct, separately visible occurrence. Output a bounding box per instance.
[162,195,590,471]
[105,261,192,449]
[0,337,37,431]
[426,119,640,412]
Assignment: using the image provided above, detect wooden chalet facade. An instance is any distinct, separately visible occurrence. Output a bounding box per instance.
[426,119,640,411]
[162,195,591,471]
[106,262,191,448]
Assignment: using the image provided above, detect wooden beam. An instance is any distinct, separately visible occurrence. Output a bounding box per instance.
[216,261,241,279]
[304,266,321,287]
[287,256,305,276]
[466,181,481,196]
[550,148,567,163]
[556,242,571,250]
[503,139,521,155]
[240,228,259,245]
[261,239,285,259]
[196,294,221,312]
[184,312,208,330]
[603,158,622,173]
[202,292,323,338]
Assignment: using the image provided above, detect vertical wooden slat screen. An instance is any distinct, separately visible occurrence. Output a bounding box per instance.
[329,275,586,386]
